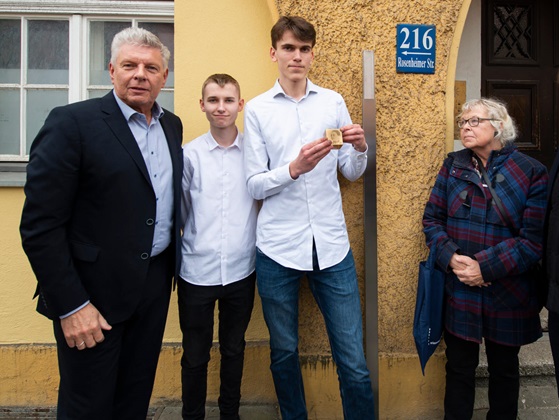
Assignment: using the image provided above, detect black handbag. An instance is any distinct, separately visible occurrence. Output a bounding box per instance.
[474,156,548,310]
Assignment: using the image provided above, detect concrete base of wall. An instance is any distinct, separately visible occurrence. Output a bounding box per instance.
[0,344,344,418]
[0,344,448,419]
[379,352,446,419]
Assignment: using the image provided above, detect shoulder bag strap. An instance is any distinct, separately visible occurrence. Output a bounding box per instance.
[473,155,516,235]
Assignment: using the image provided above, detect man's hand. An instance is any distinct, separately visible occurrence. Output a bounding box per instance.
[60,303,112,350]
[289,137,333,179]
[450,254,490,287]
[340,124,367,152]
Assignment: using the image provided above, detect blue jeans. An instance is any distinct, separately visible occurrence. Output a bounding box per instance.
[256,247,375,420]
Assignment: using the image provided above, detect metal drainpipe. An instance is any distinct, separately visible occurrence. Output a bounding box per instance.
[363,50,379,420]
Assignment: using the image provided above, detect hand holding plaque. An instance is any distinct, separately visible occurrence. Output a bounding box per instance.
[325,128,343,149]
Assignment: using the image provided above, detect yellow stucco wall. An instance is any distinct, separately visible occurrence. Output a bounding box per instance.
[0,0,473,418]
[0,188,53,343]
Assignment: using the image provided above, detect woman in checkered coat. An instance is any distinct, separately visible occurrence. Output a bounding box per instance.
[423,98,548,420]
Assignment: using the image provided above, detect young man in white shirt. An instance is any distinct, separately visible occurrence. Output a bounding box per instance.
[178,74,258,420]
[243,16,375,420]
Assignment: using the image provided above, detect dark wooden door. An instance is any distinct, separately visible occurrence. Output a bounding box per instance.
[482,0,559,169]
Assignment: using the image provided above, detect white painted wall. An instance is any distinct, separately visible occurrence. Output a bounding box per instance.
[454,0,481,150]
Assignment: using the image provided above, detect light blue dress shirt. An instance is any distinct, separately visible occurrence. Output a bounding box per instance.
[113,91,174,258]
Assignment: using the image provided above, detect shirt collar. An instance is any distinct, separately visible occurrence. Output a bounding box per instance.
[112,90,164,122]
[272,78,318,100]
[204,129,242,151]
[453,144,517,170]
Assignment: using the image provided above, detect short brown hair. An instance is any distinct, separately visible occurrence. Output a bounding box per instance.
[201,73,241,99]
[271,16,316,48]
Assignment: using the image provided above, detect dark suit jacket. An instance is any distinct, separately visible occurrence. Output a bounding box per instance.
[20,92,183,323]
[545,151,559,313]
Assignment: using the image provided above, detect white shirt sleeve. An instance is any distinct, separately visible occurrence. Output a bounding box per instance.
[243,103,296,200]
[336,97,368,181]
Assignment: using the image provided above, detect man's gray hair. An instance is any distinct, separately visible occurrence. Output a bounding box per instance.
[110,27,171,69]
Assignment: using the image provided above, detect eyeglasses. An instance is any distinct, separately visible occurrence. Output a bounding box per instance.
[457,117,500,129]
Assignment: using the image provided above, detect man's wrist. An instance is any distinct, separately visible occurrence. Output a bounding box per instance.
[353,142,367,153]
[60,300,90,319]
[289,162,300,179]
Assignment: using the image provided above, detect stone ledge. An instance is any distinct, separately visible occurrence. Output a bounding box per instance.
[154,404,280,420]
[476,333,556,379]
[0,405,281,420]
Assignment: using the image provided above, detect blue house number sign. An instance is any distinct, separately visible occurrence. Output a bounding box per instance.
[396,24,436,74]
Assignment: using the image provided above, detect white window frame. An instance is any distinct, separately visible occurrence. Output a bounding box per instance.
[0,0,174,166]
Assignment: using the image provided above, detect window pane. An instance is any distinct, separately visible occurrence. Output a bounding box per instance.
[88,89,112,99]
[157,91,174,112]
[0,89,21,155]
[26,89,68,154]
[89,21,130,86]
[139,22,174,87]
[28,20,69,84]
[0,20,21,84]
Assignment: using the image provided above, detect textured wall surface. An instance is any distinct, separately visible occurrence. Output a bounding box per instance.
[275,0,463,355]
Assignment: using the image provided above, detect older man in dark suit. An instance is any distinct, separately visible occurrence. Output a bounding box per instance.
[20,27,183,419]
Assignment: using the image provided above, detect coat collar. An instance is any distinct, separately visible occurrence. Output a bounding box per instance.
[450,144,517,170]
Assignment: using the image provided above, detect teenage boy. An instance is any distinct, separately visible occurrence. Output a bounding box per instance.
[178,74,258,420]
[243,16,376,419]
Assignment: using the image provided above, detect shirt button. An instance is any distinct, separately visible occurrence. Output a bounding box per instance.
[140,253,150,260]
[146,218,155,226]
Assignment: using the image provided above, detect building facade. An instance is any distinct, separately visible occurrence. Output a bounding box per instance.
[1,0,557,418]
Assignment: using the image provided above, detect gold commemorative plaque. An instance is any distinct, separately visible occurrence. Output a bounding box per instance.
[325,128,343,149]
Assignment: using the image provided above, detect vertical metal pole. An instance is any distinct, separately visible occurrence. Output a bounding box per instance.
[362,50,379,420]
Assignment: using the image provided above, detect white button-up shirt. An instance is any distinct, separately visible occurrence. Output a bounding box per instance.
[179,131,258,286]
[243,79,367,270]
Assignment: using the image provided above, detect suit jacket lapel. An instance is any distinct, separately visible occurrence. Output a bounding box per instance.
[160,113,183,283]
[101,92,152,184]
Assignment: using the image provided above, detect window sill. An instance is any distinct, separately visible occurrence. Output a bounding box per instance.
[0,164,27,187]
[0,171,26,187]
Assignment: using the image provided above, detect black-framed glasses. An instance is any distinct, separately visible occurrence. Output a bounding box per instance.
[457,117,500,128]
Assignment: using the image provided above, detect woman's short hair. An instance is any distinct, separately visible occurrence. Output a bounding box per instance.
[458,98,517,146]
[271,16,316,49]
[110,27,171,70]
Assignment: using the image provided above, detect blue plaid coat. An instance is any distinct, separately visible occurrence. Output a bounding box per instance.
[423,145,548,346]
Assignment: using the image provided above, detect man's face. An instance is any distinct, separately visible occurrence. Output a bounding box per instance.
[200,82,244,130]
[109,43,168,115]
[270,30,314,84]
